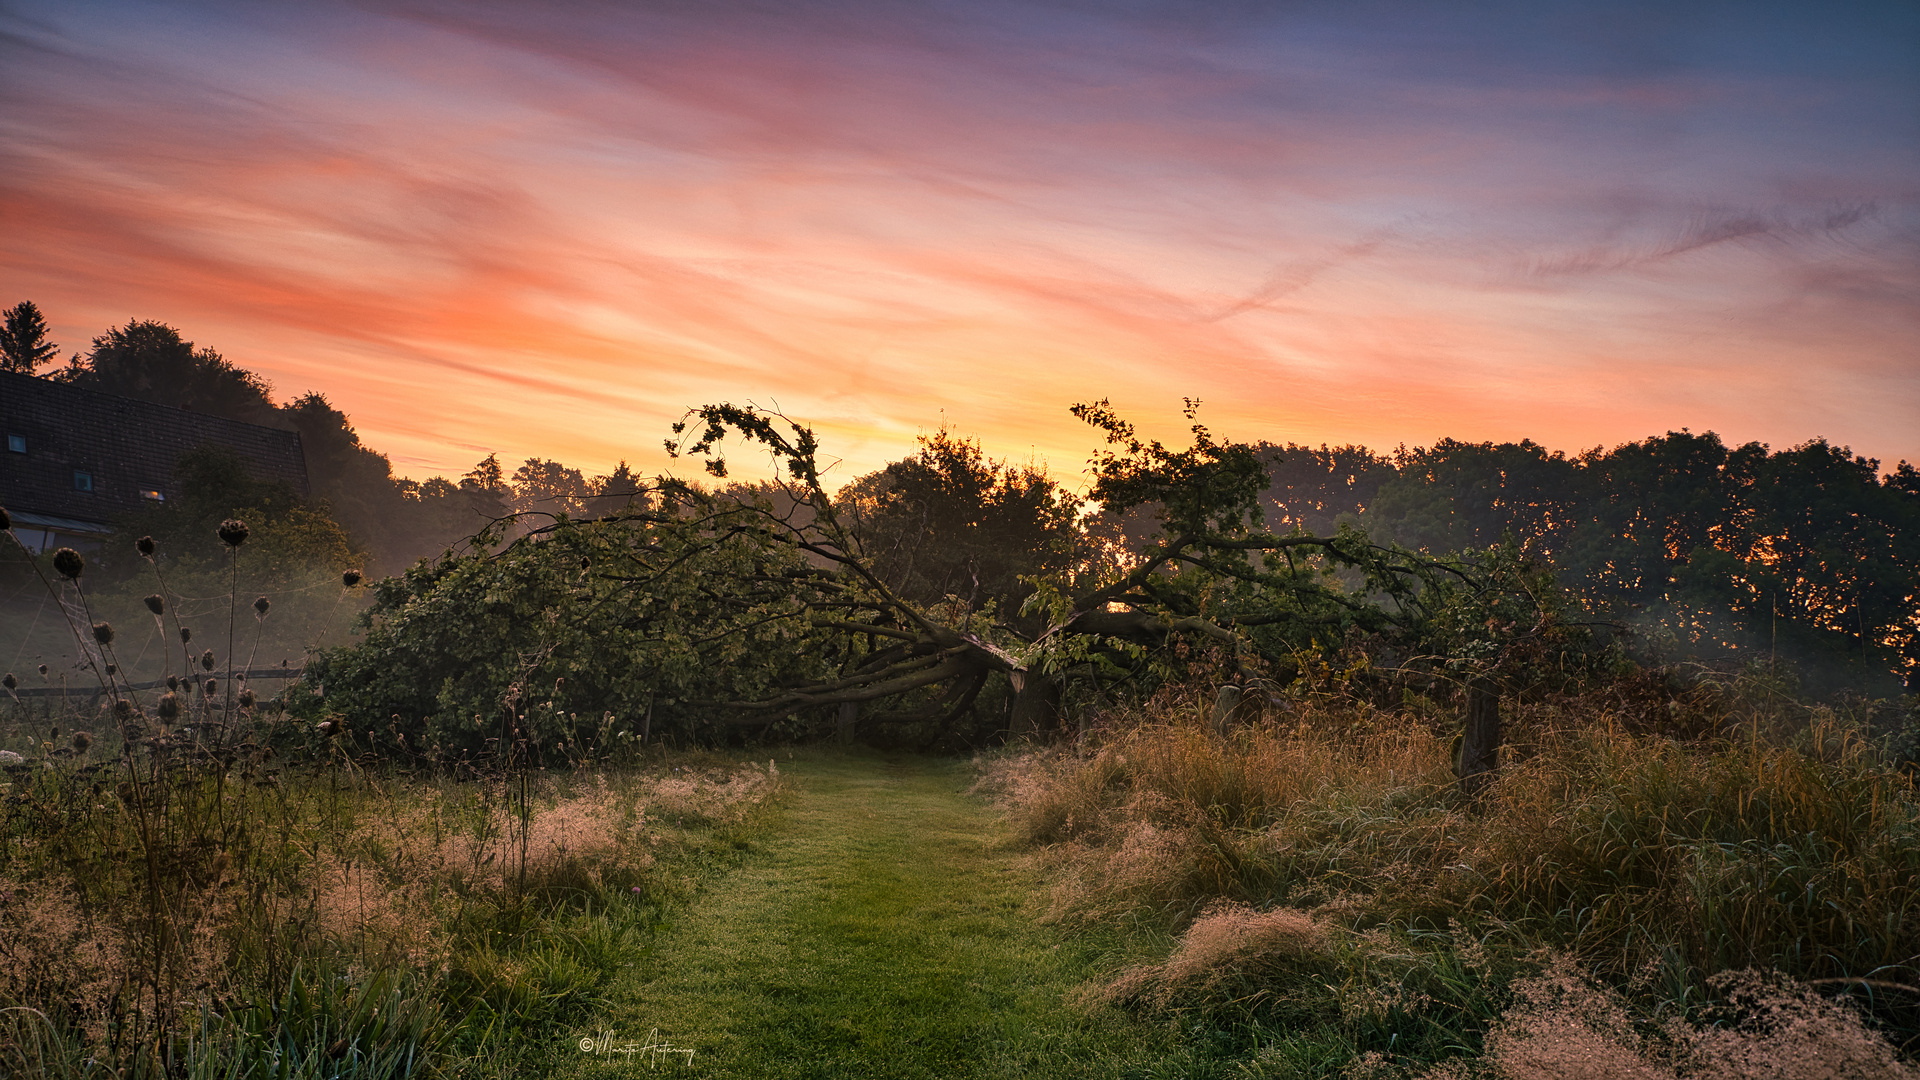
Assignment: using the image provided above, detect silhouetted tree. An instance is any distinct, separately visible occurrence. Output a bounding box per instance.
[459,454,511,521]
[1257,442,1395,536]
[55,320,280,426]
[1363,439,1585,558]
[838,429,1086,624]
[0,301,59,373]
[511,458,591,516]
[586,461,647,516]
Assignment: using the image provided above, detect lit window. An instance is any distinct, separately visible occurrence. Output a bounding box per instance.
[5,434,22,453]
[140,489,165,502]
[73,471,93,492]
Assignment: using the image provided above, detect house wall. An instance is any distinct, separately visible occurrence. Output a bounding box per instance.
[0,370,309,545]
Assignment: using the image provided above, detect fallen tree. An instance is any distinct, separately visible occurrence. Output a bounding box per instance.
[308,399,1603,787]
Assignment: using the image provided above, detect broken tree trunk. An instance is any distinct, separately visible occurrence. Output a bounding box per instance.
[1008,672,1061,741]
[1210,684,1244,737]
[836,700,859,747]
[1455,678,1501,796]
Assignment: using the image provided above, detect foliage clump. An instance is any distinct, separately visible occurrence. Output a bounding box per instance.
[305,483,847,752]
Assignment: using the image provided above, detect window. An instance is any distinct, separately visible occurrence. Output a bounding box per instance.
[5,434,22,454]
[73,471,93,492]
[140,489,165,502]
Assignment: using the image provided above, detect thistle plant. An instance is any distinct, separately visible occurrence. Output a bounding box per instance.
[219,519,248,734]
[136,534,187,685]
[242,596,271,702]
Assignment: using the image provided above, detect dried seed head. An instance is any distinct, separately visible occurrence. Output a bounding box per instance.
[52,547,84,580]
[253,596,270,616]
[37,664,47,677]
[200,649,215,671]
[104,664,115,676]
[70,732,91,752]
[179,626,192,644]
[92,622,114,646]
[203,678,217,696]
[144,594,165,616]
[342,568,363,587]
[217,519,249,547]
[135,535,156,557]
[157,692,180,720]
[317,719,339,737]
[238,688,255,708]
[166,675,179,691]
[1,674,13,691]
[112,700,131,719]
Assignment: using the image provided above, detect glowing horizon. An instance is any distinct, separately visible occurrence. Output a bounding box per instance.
[2,1,1915,490]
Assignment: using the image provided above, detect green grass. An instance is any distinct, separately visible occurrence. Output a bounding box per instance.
[543,752,1212,1079]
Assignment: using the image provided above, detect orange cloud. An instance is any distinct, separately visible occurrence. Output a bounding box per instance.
[1,0,1913,488]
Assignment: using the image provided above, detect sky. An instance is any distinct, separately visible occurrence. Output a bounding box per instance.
[2,0,1916,488]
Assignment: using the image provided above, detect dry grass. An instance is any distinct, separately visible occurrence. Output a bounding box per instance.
[982,704,1920,986]
[982,691,1920,1072]
[1411,960,1920,1080]
[0,741,783,1065]
[1091,899,1332,1013]
[307,762,781,966]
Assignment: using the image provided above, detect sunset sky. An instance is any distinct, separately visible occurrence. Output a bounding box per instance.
[2,1,1915,488]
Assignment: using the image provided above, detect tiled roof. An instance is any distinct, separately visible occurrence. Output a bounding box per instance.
[0,370,308,528]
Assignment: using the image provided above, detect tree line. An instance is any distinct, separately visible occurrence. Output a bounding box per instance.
[7,301,1915,768]
[3,302,648,572]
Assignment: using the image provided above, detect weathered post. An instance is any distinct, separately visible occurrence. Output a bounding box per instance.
[1455,678,1500,796]
[1210,684,1243,737]
[836,700,859,747]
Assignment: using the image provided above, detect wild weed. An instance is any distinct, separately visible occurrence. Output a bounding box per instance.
[986,686,1920,1072]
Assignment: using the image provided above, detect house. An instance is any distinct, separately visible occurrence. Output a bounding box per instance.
[0,370,309,552]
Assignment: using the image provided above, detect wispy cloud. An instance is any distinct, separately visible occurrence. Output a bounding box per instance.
[0,0,1913,482]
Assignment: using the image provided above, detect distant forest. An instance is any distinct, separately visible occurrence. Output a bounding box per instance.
[5,301,1916,695]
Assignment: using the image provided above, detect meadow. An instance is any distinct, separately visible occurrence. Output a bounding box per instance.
[2,398,1917,1077]
[5,643,1917,1077]
[981,677,1920,1078]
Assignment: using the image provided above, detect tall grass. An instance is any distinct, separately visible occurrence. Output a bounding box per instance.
[982,687,1920,1074]
[1,517,786,1075]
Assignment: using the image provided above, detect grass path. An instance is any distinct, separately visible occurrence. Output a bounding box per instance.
[553,753,1182,1079]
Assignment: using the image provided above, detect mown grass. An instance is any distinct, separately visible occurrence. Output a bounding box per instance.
[982,691,1920,1078]
[552,751,1232,1079]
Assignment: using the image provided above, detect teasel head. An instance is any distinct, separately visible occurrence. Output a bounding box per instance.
[92,622,114,646]
[112,699,131,720]
[200,649,215,671]
[253,596,270,616]
[70,731,91,753]
[166,675,179,692]
[342,568,363,587]
[180,626,192,644]
[135,535,156,557]
[1,674,13,691]
[157,692,180,720]
[52,547,84,580]
[238,688,255,709]
[144,594,165,616]
[104,663,115,676]
[203,678,217,696]
[36,664,47,677]
[217,519,249,548]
